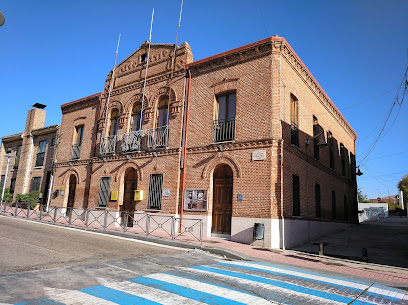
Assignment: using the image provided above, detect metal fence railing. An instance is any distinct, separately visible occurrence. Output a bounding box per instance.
[0,201,203,244]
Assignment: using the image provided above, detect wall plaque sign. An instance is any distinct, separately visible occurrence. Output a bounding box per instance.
[252,150,266,161]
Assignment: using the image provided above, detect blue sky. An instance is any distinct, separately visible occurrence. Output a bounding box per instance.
[0,0,407,199]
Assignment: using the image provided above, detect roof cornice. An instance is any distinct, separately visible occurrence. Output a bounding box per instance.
[61,93,101,114]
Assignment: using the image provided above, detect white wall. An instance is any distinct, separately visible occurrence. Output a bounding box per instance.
[358,203,388,223]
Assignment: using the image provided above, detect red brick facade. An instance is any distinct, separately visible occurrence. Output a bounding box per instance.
[2,36,358,248]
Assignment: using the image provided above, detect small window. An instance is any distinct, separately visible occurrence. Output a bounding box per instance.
[292,175,300,216]
[30,177,41,192]
[290,94,299,147]
[331,190,336,220]
[10,178,16,194]
[14,145,22,169]
[131,103,142,131]
[328,131,334,170]
[213,92,236,142]
[6,148,11,154]
[110,109,119,136]
[35,140,47,167]
[156,96,169,128]
[315,183,321,218]
[51,137,56,147]
[340,144,346,177]
[141,54,147,62]
[0,175,5,188]
[71,126,84,160]
[313,116,319,160]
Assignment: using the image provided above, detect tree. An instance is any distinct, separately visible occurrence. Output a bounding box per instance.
[397,174,408,205]
[358,188,370,203]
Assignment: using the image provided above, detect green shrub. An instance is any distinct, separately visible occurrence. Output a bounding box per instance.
[15,191,41,209]
[0,187,13,202]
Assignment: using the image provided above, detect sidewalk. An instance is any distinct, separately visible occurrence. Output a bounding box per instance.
[1,208,408,289]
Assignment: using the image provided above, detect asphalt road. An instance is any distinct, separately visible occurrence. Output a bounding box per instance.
[1,216,407,304]
[0,215,181,273]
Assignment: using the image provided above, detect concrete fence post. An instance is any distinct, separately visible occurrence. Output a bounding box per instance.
[68,208,73,225]
[103,210,108,230]
[146,214,150,235]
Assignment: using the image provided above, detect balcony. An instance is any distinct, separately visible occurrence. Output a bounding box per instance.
[121,130,144,153]
[213,117,235,143]
[71,144,81,160]
[147,125,169,149]
[99,125,169,156]
[100,135,117,156]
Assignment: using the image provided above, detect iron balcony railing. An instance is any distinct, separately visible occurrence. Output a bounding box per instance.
[213,117,235,143]
[35,152,45,167]
[99,125,169,156]
[121,130,144,153]
[100,135,117,156]
[71,144,81,160]
[147,125,169,149]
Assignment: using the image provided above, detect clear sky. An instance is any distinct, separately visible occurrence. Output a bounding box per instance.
[0,0,407,199]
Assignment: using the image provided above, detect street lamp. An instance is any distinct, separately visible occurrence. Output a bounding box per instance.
[1,153,17,207]
[356,166,363,176]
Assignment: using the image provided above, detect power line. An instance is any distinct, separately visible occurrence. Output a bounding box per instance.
[365,150,408,161]
[358,65,408,165]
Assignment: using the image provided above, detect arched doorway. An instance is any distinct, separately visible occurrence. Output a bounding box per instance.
[212,164,233,234]
[67,174,76,216]
[122,168,137,227]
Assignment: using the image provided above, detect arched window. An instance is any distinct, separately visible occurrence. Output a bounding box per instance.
[156,95,169,128]
[109,109,119,136]
[130,103,142,131]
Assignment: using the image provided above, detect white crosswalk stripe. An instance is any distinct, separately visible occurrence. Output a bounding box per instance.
[179,267,344,304]
[16,260,408,305]
[223,260,370,290]
[146,273,274,305]
[44,287,117,305]
[96,277,205,305]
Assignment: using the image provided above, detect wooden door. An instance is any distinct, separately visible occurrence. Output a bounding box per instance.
[122,169,137,227]
[67,175,76,216]
[212,165,233,234]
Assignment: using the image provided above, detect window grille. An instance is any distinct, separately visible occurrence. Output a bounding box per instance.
[148,174,163,210]
[97,177,110,207]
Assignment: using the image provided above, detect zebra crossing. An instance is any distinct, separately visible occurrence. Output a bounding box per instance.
[15,260,408,305]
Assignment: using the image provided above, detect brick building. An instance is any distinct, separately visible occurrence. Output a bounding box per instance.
[2,36,358,248]
[0,106,58,206]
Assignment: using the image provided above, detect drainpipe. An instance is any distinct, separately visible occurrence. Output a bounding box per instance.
[179,68,191,232]
[23,132,34,194]
[46,126,60,212]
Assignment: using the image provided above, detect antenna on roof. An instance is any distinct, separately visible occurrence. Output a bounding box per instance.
[171,0,183,78]
[102,34,121,139]
[139,8,154,130]
[167,0,184,127]
[32,103,47,109]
